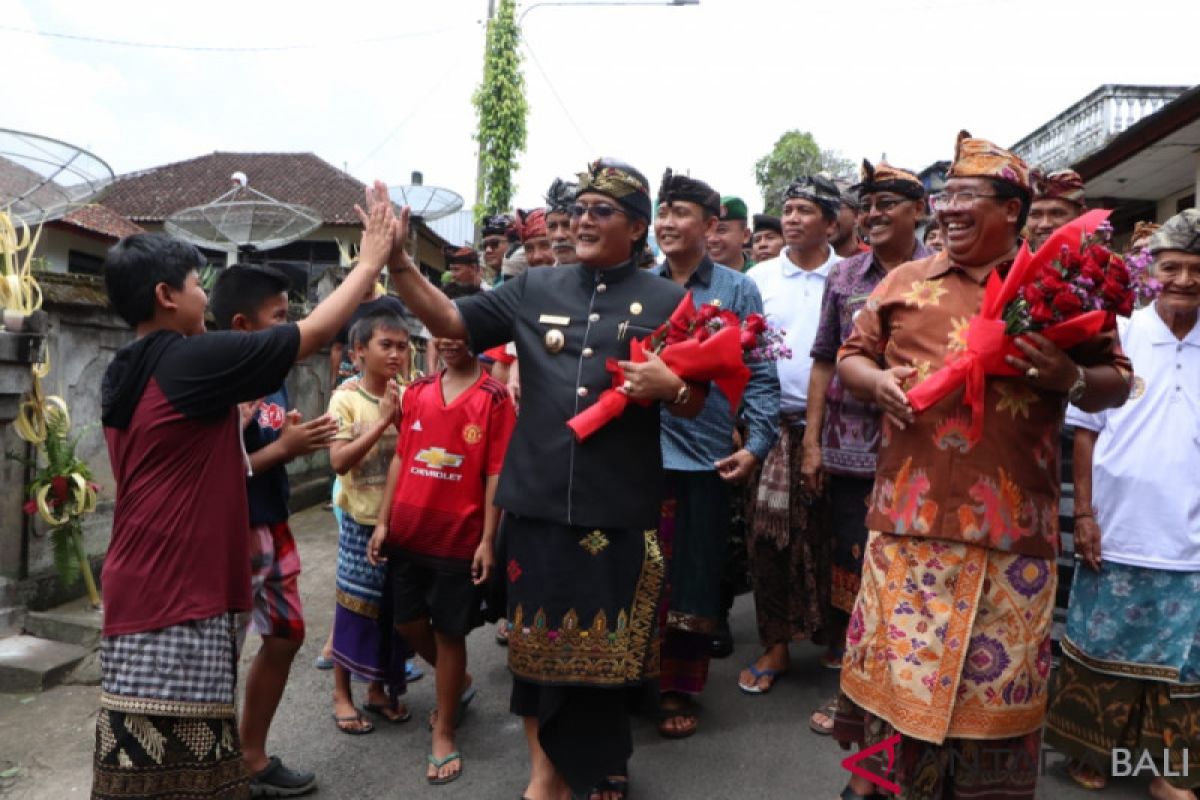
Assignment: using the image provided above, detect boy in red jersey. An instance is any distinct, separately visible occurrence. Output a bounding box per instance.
[368,335,515,785]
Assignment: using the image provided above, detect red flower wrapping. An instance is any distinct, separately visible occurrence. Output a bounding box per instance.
[907,209,1121,442]
[566,292,752,442]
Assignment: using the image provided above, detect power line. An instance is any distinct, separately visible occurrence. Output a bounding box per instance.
[519,35,594,152]
[0,23,472,53]
[353,60,473,169]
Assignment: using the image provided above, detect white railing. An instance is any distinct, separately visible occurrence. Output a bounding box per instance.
[1012,85,1189,172]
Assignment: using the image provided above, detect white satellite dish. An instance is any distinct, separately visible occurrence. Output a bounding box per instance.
[0,129,114,224]
[388,171,463,222]
[164,175,323,253]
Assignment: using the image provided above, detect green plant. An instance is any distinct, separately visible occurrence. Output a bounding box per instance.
[9,404,99,595]
[754,130,855,215]
[472,0,528,225]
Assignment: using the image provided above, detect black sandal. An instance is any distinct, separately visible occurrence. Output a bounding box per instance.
[588,775,629,800]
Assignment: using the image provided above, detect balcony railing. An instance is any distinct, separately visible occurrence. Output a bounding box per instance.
[1011,85,1189,172]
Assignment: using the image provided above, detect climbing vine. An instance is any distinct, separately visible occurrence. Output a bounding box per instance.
[472,0,528,225]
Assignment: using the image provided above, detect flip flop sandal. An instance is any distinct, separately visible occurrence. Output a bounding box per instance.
[738,664,783,694]
[426,752,462,786]
[362,700,411,724]
[589,775,630,799]
[658,712,699,740]
[1066,758,1107,790]
[810,697,839,735]
[332,711,374,735]
[821,648,846,670]
[428,685,478,731]
[313,655,334,670]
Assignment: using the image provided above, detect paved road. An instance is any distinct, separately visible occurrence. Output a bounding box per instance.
[0,506,1156,799]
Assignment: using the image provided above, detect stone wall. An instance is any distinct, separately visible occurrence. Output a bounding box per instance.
[0,274,336,609]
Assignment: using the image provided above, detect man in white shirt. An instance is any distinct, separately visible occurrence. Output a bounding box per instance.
[1045,210,1200,797]
[737,175,842,695]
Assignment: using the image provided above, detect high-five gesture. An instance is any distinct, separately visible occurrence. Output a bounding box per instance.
[358,180,412,273]
[354,181,402,272]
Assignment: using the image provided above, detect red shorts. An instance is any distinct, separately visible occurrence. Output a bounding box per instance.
[246,521,305,642]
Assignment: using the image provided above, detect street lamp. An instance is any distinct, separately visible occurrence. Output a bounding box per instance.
[518,0,698,26]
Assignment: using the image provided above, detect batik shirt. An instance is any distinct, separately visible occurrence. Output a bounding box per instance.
[811,242,931,478]
[838,251,1129,559]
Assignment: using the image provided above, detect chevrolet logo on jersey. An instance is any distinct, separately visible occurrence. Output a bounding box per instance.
[414,447,464,469]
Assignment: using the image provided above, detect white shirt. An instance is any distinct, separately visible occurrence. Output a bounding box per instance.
[1067,305,1200,570]
[747,245,841,414]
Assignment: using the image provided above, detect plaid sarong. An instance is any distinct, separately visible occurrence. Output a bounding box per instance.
[100,613,237,718]
[750,413,807,550]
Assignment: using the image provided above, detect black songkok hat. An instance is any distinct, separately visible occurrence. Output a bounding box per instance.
[545,178,578,215]
[481,214,514,238]
[575,158,653,222]
[656,169,721,216]
[752,214,782,235]
[784,174,842,219]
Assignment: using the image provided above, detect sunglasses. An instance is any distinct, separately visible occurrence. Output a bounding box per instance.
[569,202,627,221]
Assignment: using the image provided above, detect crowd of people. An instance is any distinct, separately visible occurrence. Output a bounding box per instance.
[88,129,1200,800]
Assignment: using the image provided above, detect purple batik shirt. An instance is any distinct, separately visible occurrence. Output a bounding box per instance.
[810,241,932,478]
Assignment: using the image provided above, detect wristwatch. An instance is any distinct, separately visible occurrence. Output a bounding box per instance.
[670,383,692,406]
[1067,366,1087,404]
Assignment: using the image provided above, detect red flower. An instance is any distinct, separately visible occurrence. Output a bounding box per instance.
[740,329,759,350]
[743,313,767,335]
[717,310,740,329]
[1086,244,1111,270]
[23,499,38,515]
[1052,290,1084,316]
[1029,300,1056,325]
[697,304,721,323]
[50,476,70,505]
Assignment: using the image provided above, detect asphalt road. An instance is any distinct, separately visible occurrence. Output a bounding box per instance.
[0,505,1159,799]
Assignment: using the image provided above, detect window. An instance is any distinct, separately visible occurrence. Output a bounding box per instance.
[67,250,105,276]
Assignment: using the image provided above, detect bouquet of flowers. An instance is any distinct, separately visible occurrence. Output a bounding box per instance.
[567,292,788,442]
[907,209,1147,441]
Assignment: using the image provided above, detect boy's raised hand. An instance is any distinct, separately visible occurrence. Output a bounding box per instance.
[354,181,399,270]
[379,381,401,428]
[279,410,338,458]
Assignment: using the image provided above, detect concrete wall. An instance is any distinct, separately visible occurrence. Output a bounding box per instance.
[0,274,335,608]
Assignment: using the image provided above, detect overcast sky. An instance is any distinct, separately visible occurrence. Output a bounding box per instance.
[4,0,1195,219]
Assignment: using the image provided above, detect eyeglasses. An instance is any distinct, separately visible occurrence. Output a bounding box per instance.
[569,202,627,221]
[929,191,1001,211]
[860,197,910,214]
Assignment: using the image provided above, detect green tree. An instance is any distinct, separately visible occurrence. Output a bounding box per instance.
[754,130,855,215]
[472,0,528,226]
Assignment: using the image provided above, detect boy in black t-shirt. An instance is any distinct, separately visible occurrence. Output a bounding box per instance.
[94,190,402,800]
[212,264,339,797]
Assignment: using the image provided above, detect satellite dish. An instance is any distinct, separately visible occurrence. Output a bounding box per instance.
[164,175,323,253]
[0,128,114,224]
[389,171,463,222]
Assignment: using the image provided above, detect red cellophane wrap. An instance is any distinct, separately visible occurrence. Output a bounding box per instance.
[566,292,751,442]
[906,209,1115,442]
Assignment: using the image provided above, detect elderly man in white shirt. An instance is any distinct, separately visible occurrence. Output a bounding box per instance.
[737,175,843,695]
[1045,210,1200,800]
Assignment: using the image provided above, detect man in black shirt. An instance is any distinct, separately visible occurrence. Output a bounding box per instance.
[364,164,704,800]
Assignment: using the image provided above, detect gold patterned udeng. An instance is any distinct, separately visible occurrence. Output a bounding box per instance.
[577,162,647,200]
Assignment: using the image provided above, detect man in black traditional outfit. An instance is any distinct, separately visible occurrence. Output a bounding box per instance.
[367,161,704,800]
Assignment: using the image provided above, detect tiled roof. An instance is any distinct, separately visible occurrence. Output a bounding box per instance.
[101,152,369,225]
[58,204,144,239]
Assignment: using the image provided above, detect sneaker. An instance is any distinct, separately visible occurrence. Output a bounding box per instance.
[249,756,316,798]
[406,659,424,682]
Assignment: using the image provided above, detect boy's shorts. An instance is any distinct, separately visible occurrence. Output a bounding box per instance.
[387,549,483,637]
[245,521,305,642]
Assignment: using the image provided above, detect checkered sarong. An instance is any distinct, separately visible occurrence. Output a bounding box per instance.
[100,613,237,718]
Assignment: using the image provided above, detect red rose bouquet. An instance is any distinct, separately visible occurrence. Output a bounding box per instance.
[907,209,1140,441]
[566,292,785,442]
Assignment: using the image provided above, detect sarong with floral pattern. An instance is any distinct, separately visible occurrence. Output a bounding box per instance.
[841,531,1056,744]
